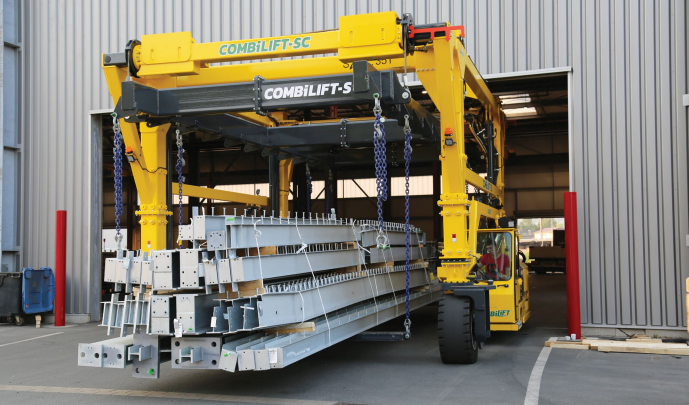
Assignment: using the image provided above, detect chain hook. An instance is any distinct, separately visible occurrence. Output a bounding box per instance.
[175,127,185,247]
[375,232,388,249]
[111,112,124,252]
[372,95,388,235]
[325,169,334,215]
[403,112,413,336]
[112,113,120,133]
[372,93,382,115]
[305,164,312,216]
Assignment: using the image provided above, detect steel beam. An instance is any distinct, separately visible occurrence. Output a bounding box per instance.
[247,287,442,370]
[230,244,360,282]
[224,223,354,249]
[232,265,429,329]
[150,295,175,335]
[176,293,217,335]
[359,229,425,247]
[78,336,134,369]
[219,334,268,372]
[367,246,428,263]
[131,332,165,379]
[171,336,222,369]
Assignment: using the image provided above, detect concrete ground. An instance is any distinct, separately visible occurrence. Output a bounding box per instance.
[1,274,688,405]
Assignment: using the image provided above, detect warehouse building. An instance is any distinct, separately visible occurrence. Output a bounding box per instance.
[1,0,687,338]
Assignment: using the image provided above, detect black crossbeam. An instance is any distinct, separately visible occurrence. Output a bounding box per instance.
[116,63,410,118]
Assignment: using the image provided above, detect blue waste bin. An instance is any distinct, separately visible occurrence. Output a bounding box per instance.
[21,267,55,314]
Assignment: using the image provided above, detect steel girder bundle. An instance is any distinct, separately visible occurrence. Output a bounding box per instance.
[84,215,436,378]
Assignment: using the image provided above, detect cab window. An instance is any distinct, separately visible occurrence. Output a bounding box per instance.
[476,232,513,281]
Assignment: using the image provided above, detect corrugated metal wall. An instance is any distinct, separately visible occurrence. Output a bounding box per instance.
[571,1,688,329]
[20,0,688,329]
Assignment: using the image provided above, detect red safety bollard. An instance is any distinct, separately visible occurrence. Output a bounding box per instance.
[55,210,67,327]
[564,192,581,339]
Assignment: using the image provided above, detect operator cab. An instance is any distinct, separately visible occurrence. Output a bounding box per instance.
[471,228,530,331]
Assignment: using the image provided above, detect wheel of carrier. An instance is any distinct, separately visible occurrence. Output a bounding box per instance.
[438,295,478,364]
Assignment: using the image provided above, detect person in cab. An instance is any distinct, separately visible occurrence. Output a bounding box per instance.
[477,244,511,281]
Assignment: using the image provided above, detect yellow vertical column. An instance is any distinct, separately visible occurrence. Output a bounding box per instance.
[416,33,473,283]
[495,114,506,214]
[279,158,294,217]
[136,123,172,251]
[103,63,175,252]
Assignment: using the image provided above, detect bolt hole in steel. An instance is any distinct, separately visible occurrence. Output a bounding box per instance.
[80,352,85,358]
[212,360,217,365]
[103,353,108,358]
[94,353,100,359]
[135,368,139,374]
[117,354,122,359]
[211,342,217,347]
[175,359,180,364]
[175,341,180,347]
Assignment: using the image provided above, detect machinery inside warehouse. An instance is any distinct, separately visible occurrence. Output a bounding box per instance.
[80,11,554,378]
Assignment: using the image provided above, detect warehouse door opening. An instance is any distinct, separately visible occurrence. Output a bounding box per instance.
[486,71,571,329]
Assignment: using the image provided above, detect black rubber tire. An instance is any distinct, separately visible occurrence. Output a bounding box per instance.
[14,315,24,326]
[438,296,478,364]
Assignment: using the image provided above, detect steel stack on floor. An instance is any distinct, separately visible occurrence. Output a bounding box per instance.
[79,211,440,378]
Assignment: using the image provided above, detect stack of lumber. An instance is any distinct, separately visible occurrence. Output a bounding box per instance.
[545,335,689,355]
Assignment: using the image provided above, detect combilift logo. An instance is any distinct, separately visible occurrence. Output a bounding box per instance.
[490,310,510,317]
[263,82,352,100]
[218,36,312,56]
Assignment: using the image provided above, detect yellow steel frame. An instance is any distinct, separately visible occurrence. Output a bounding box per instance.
[278,159,294,217]
[414,32,505,284]
[173,183,269,207]
[103,11,506,272]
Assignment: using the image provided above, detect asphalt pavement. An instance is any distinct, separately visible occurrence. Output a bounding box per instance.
[0,274,687,405]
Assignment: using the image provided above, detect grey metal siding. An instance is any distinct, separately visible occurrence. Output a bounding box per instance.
[2,0,23,274]
[570,0,688,329]
[19,0,688,330]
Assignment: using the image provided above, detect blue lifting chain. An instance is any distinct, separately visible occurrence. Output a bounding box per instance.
[112,113,124,253]
[305,163,312,216]
[403,114,413,339]
[373,93,388,248]
[325,169,333,215]
[175,129,185,247]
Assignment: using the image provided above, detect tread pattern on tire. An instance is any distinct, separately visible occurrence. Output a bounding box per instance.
[438,295,478,364]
